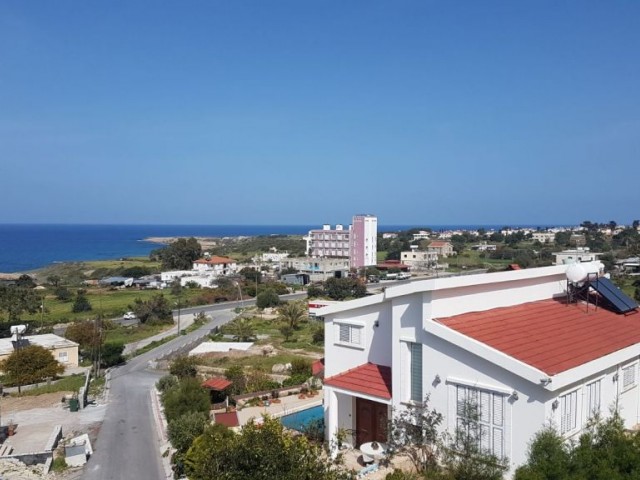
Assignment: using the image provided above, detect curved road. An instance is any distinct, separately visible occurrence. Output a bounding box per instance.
[84,303,242,480]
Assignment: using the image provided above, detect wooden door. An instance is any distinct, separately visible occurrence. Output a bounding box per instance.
[355,398,388,446]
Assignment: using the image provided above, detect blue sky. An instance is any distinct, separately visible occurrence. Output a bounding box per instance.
[1,1,638,226]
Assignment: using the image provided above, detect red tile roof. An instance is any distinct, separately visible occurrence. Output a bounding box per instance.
[429,241,451,247]
[324,363,392,399]
[312,358,325,377]
[194,256,235,265]
[214,411,240,427]
[438,299,640,375]
[202,378,232,390]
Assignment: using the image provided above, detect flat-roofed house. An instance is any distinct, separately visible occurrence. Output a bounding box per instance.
[0,333,79,368]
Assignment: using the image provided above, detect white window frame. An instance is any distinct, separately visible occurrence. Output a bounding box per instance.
[584,377,603,421]
[453,384,506,459]
[559,387,581,436]
[334,321,365,349]
[621,362,638,392]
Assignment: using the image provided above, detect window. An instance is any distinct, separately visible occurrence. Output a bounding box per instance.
[335,323,363,347]
[410,343,422,402]
[58,351,69,363]
[455,385,505,458]
[585,380,601,418]
[622,363,637,390]
[560,390,579,434]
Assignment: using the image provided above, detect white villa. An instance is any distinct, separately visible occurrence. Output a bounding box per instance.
[192,256,238,275]
[319,263,640,475]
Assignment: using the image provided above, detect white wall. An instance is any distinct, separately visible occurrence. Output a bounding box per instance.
[324,301,392,378]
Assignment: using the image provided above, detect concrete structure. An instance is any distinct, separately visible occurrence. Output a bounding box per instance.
[400,249,439,270]
[192,256,237,275]
[427,240,455,257]
[306,214,378,269]
[349,214,378,269]
[0,334,79,368]
[554,248,601,265]
[412,231,432,241]
[471,242,497,251]
[319,263,640,475]
[531,232,556,243]
[306,224,350,259]
[283,257,350,283]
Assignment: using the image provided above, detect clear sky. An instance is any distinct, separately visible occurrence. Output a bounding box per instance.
[1,1,638,226]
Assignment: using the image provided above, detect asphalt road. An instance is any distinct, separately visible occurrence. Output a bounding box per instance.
[84,305,239,480]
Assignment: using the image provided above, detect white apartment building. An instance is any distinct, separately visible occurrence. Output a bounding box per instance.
[306,215,378,268]
[532,232,556,243]
[400,250,439,270]
[320,263,640,476]
[554,248,601,265]
[192,256,238,275]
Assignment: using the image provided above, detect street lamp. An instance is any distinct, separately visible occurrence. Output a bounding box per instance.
[233,281,244,309]
[175,298,182,336]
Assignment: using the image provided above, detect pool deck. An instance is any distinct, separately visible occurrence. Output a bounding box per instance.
[235,390,324,426]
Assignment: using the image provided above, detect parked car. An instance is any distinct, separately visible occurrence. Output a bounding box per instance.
[367,275,380,283]
[123,311,137,320]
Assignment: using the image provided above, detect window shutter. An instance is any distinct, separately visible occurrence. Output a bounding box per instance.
[339,324,349,343]
[410,343,422,402]
[480,391,491,423]
[493,427,503,458]
[480,424,490,452]
[492,394,503,427]
[351,326,361,345]
[457,386,466,417]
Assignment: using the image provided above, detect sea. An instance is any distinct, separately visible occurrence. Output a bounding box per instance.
[0,223,557,273]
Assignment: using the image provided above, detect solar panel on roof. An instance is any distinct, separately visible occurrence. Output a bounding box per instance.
[590,277,638,313]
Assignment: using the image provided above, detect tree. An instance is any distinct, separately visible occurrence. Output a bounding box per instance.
[277,300,308,329]
[0,344,65,388]
[256,289,280,309]
[170,355,199,379]
[130,294,173,324]
[226,317,255,342]
[153,237,202,270]
[162,377,210,424]
[16,274,36,288]
[65,320,103,357]
[307,284,324,299]
[168,411,209,454]
[101,342,125,367]
[324,277,367,301]
[279,325,294,342]
[386,395,443,474]
[239,267,262,283]
[46,275,61,287]
[224,365,246,395]
[633,220,640,229]
[54,286,72,301]
[72,289,92,313]
[184,416,349,480]
[0,284,40,321]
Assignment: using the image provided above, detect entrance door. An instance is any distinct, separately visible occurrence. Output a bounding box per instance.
[355,398,388,446]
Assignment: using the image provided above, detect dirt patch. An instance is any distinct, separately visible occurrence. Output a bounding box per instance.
[2,392,73,412]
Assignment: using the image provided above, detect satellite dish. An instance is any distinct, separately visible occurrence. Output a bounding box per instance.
[566,263,587,283]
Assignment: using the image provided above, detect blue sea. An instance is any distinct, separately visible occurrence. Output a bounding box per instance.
[0,223,558,273]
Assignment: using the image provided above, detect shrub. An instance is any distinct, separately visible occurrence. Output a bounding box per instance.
[290,358,312,377]
[101,342,125,367]
[157,374,178,394]
[170,356,198,379]
[72,289,92,312]
[168,411,208,453]
[54,286,72,302]
[256,289,280,309]
[162,378,210,424]
[312,327,324,344]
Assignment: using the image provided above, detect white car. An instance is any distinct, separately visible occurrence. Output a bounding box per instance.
[123,311,137,320]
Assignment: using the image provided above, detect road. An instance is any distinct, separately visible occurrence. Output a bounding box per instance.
[84,305,239,480]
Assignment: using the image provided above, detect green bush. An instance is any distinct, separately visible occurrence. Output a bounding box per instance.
[162,378,210,424]
[290,358,312,377]
[101,342,125,367]
[282,373,309,387]
[157,374,178,394]
[170,356,198,379]
[256,289,280,309]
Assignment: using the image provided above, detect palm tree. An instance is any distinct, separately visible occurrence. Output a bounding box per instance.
[277,301,307,330]
[228,317,255,342]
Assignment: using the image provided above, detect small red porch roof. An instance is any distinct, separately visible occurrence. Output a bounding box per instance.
[202,378,232,391]
[324,363,391,399]
[214,411,240,428]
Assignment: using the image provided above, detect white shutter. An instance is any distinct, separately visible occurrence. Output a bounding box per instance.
[480,424,490,452]
[351,326,361,345]
[493,427,504,458]
[623,364,637,389]
[480,391,491,423]
[338,324,349,343]
[457,386,466,416]
[492,393,503,427]
[586,380,601,417]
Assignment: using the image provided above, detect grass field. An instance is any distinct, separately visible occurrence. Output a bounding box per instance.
[17,374,86,396]
[105,323,172,345]
[21,287,204,325]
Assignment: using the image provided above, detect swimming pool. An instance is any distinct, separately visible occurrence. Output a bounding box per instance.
[280,405,324,432]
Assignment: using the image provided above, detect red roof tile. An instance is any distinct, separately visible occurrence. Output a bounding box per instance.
[214,411,240,427]
[202,378,232,390]
[429,241,450,247]
[312,358,325,377]
[438,299,640,375]
[324,363,391,399]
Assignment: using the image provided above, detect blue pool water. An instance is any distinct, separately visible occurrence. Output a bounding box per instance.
[280,405,324,432]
